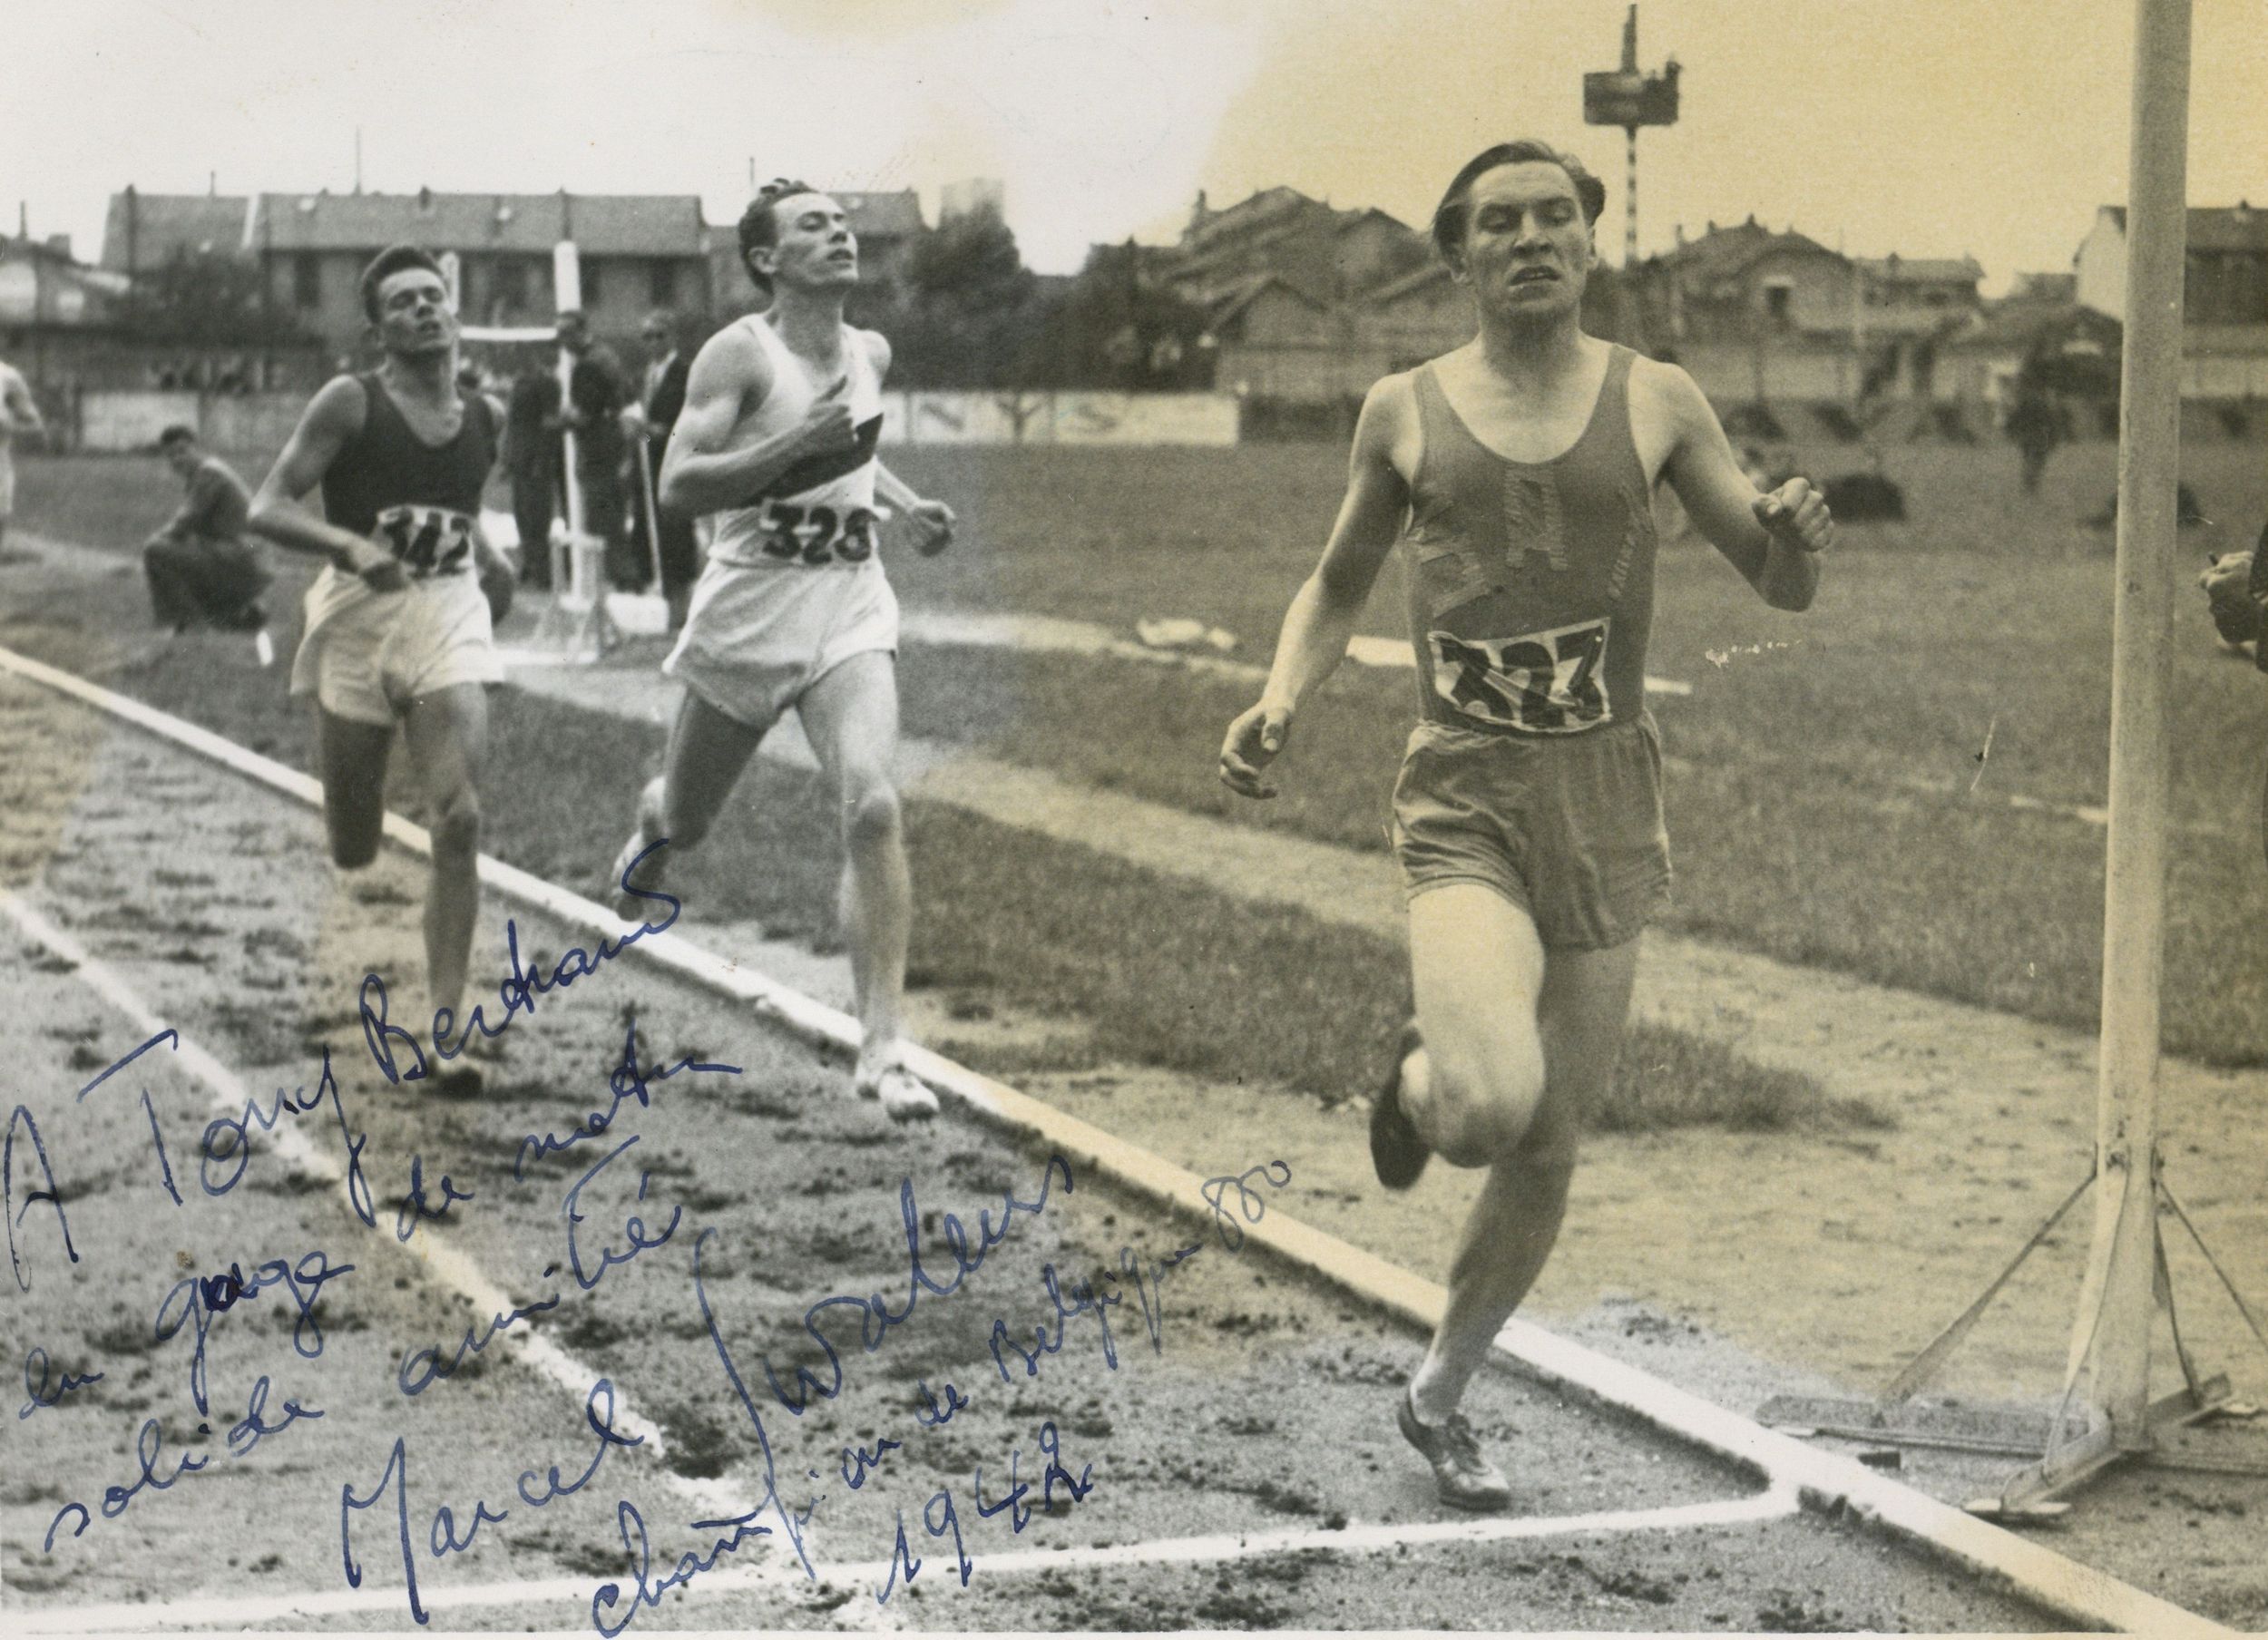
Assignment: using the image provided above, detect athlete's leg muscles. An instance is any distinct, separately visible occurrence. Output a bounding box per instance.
[401,682,489,1019]
[797,651,911,1062]
[317,708,396,869]
[604,688,766,920]
[1403,883,1549,1165]
[654,689,768,852]
[1403,883,1640,1420]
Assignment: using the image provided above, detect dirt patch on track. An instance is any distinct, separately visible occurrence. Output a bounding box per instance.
[0,670,2073,1633]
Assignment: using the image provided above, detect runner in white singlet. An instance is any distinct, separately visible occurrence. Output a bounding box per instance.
[608,180,956,1122]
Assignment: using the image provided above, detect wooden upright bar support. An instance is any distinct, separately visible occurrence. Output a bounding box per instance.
[2072,0,2191,1450]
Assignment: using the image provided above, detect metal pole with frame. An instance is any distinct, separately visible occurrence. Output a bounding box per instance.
[1754,0,2268,1515]
[527,239,617,660]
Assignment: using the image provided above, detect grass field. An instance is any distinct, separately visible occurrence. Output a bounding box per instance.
[0,563,1834,1134]
[12,429,2268,1073]
[894,434,2268,1067]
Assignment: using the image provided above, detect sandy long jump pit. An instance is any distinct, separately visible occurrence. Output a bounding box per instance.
[0,649,2241,1636]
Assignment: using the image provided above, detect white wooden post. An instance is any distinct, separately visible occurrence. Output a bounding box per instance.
[2072,0,2190,1447]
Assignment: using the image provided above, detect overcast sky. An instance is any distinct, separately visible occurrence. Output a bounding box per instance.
[6,0,2265,288]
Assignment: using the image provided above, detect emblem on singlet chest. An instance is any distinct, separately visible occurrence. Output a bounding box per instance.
[1501,473,1573,573]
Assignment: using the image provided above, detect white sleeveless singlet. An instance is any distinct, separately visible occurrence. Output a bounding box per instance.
[702,315,886,572]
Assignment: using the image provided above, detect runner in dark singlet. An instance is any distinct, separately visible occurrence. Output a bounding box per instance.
[249,244,516,1094]
[1221,142,1833,1510]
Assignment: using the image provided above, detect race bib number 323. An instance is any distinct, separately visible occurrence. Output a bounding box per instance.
[1429,617,1610,733]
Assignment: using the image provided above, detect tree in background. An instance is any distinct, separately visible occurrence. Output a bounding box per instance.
[1028,240,1216,391]
[884,206,1044,389]
[127,249,305,348]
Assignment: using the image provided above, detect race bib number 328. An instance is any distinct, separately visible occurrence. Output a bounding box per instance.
[758,500,879,566]
[1429,617,1610,733]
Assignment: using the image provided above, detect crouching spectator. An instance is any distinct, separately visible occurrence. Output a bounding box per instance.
[144,425,270,635]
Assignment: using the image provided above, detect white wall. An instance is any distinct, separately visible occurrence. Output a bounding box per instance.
[2074,209,2126,318]
[73,388,1245,453]
[881,391,1238,446]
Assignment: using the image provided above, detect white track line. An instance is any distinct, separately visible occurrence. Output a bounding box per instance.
[15,1486,1801,1633]
[0,895,672,1457]
[0,709,873,1627]
[817,1480,1802,1585]
[0,642,2234,1640]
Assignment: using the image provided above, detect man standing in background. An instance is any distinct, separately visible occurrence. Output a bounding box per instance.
[503,356,562,591]
[0,351,46,556]
[555,310,632,587]
[631,309,698,629]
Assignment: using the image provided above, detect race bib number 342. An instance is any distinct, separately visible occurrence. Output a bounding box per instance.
[372,504,475,577]
[1429,617,1611,733]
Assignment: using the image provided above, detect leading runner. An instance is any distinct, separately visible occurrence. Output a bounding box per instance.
[249,245,514,1090]
[1221,141,1833,1508]
[607,180,955,1120]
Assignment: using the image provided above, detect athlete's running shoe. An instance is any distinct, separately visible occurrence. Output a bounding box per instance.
[1370,1018,1429,1189]
[427,1021,506,1099]
[856,1060,940,1122]
[605,778,669,922]
[1396,1388,1512,1512]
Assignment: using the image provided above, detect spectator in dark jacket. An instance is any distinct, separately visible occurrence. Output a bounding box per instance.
[629,309,698,626]
[503,362,562,589]
[555,310,634,587]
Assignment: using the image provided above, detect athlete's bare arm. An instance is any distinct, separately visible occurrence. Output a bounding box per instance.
[468,393,516,590]
[1221,374,1414,799]
[660,324,855,515]
[1,367,43,436]
[850,331,956,556]
[248,377,405,591]
[1644,359,1828,610]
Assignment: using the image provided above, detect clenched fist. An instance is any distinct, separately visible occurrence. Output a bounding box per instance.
[1219,700,1294,799]
[1754,476,1834,553]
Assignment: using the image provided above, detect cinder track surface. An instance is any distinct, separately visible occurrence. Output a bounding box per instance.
[0,661,2111,1633]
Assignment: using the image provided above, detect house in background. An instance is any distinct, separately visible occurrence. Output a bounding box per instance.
[1165,187,1433,313]
[1938,289,2121,420]
[2074,202,2268,399]
[103,186,715,359]
[2,231,128,330]
[99,189,257,280]
[0,229,137,399]
[1149,187,1442,405]
[249,189,710,356]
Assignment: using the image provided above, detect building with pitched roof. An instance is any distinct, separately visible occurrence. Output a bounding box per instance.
[249,189,710,353]
[2073,202,2268,397]
[1625,218,1982,406]
[1,230,139,400]
[101,186,716,358]
[100,190,258,277]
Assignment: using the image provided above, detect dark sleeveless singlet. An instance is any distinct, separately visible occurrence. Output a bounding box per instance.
[320,373,495,543]
[1400,345,1657,736]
